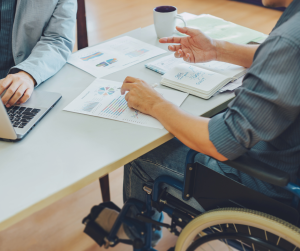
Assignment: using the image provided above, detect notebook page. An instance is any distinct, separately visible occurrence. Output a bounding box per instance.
[162,64,231,93]
[146,54,182,74]
[194,61,247,79]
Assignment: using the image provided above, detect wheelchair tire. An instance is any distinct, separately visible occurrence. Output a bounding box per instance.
[175,207,300,251]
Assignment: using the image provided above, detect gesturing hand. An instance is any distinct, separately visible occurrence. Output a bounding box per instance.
[0,71,36,108]
[159,26,218,63]
[121,77,166,116]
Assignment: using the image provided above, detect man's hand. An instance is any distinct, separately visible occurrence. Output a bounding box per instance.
[0,71,36,108]
[159,26,218,63]
[121,77,167,116]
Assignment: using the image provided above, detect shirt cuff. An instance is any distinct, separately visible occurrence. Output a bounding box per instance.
[9,66,41,86]
[209,113,248,160]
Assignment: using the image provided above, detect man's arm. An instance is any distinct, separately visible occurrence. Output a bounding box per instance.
[216,41,258,68]
[159,26,259,68]
[121,77,227,162]
[0,0,77,107]
[11,0,77,86]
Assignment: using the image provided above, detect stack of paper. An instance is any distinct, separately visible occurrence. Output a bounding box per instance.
[161,64,234,99]
[177,14,268,44]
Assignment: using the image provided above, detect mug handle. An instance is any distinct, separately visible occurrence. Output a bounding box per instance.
[175,14,187,28]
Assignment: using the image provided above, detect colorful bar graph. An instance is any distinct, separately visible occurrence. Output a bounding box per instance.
[125,49,149,58]
[81,52,104,61]
[101,96,127,117]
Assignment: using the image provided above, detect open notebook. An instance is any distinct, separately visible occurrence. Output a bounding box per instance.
[157,56,247,99]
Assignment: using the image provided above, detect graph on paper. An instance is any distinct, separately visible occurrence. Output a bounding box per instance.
[68,36,166,78]
[64,79,188,129]
[126,49,149,58]
[81,52,104,61]
[99,96,127,118]
[82,102,99,112]
[96,58,118,67]
[98,87,116,96]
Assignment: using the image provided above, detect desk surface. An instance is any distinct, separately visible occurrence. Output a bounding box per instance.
[0,24,234,231]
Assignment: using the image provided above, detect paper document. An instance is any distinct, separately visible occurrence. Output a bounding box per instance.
[177,14,268,44]
[219,76,244,93]
[64,79,188,129]
[68,36,166,78]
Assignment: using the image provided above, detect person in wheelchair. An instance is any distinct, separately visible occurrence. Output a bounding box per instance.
[83,0,300,250]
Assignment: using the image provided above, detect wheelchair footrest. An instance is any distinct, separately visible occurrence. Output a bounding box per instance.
[82,201,121,247]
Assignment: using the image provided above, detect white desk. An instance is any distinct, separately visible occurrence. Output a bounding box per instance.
[0,25,234,231]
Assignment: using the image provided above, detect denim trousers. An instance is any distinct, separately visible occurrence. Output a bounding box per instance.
[122,138,240,244]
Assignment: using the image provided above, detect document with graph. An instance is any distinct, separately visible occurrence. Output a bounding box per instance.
[63,79,188,129]
[67,36,166,78]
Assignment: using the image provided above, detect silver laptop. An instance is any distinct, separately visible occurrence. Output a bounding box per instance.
[0,91,61,142]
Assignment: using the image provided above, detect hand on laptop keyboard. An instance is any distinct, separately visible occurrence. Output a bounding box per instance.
[6,106,40,129]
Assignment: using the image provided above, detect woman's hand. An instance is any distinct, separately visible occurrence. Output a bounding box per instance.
[159,26,218,63]
[121,77,167,116]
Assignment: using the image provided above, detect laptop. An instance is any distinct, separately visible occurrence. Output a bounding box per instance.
[0,91,61,142]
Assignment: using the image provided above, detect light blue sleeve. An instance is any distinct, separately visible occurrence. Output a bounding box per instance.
[11,0,77,86]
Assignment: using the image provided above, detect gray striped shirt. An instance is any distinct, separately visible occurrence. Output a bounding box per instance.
[0,0,17,79]
[209,0,300,199]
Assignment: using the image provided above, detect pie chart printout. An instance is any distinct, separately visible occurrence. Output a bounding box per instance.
[98,87,116,96]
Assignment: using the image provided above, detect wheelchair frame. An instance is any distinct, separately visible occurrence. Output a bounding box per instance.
[85,149,300,251]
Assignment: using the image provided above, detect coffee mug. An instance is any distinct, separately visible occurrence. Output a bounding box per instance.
[153,6,186,39]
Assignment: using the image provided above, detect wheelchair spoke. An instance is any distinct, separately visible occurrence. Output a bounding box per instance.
[264,230,270,251]
[247,226,256,251]
[233,223,246,251]
[276,237,281,246]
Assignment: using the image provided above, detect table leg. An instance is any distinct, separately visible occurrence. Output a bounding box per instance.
[99,174,111,202]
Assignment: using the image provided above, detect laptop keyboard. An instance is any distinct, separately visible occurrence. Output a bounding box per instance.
[6,106,41,129]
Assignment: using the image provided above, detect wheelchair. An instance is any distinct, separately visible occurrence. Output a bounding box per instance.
[82,149,300,251]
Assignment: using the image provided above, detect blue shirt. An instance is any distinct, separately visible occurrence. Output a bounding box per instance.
[209,0,300,200]
[0,0,17,79]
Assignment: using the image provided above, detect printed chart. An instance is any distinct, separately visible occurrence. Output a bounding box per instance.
[98,87,116,96]
[126,49,149,58]
[64,79,188,129]
[81,52,103,61]
[96,58,118,67]
[67,36,166,78]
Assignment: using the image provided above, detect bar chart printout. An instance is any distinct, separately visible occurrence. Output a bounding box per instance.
[64,79,188,129]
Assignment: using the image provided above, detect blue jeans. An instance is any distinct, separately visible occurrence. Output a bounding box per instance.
[123,138,240,244]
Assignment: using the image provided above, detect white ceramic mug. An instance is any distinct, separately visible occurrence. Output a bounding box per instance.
[153,6,186,39]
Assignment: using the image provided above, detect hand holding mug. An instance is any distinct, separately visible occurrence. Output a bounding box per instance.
[159,26,218,64]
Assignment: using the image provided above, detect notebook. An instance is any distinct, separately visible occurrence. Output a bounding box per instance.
[161,63,243,99]
[146,54,247,79]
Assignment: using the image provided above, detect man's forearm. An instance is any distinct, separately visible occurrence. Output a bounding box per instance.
[216,41,259,68]
[152,101,227,161]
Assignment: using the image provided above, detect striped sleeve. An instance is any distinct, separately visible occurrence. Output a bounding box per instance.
[209,36,300,160]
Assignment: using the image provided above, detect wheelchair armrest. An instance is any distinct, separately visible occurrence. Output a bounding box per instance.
[223,155,290,187]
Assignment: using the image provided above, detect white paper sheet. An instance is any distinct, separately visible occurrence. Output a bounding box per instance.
[68,36,166,78]
[64,79,188,129]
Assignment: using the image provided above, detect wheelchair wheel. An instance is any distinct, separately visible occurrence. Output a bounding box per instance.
[175,208,300,251]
